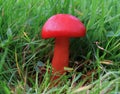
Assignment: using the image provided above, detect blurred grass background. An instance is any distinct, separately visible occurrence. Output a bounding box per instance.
[0,0,120,93]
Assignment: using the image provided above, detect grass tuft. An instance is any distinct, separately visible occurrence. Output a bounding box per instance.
[0,0,120,93]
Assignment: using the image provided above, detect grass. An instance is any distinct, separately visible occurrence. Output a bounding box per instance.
[0,0,120,93]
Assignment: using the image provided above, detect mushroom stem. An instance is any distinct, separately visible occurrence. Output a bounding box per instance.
[52,37,69,79]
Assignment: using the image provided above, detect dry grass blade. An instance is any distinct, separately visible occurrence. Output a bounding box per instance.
[64,67,73,72]
[100,60,113,65]
[74,9,83,16]
[94,41,111,54]
[73,84,94,93]
[15,51,22,79]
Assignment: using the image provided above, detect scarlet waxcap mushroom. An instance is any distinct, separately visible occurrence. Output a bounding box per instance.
[41,14,86,81]
[42,14,86,38]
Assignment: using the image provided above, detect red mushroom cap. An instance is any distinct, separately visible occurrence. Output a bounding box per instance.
[42,14,86,39]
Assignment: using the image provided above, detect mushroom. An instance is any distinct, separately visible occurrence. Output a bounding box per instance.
[41,14,86,80]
